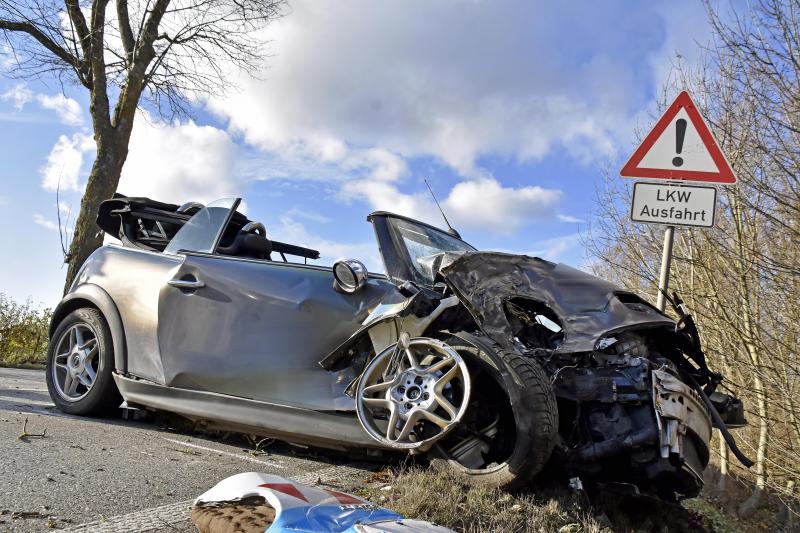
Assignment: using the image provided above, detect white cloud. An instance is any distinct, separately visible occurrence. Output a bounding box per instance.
[0,43,15,70]
[444,178,561,232]
[33,203,74,233]
[529,232,583,261]
[343,148,407,183]
[202,0,697,235]
[208,1,666,176]
[648,0,712,96]
[37,94,83,126]
[36,112,238,207]
[33,214,59,231]
[557,214,583,223]
[340,176,561,233]
[340,178,435,223]
[274,214,383,272]
[1,84,33,110]
[119,113,238,204]
[1,85,84,125]
[284,207,331,224]
[40,133,95,192]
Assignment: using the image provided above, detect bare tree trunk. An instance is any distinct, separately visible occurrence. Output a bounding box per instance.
[63,130,130,293]
[729,191,770,519]
[61,0,157,293]
[737,369,769,518]
[715,432,729,496]
[2,0,283,293]
[776,480,796,528]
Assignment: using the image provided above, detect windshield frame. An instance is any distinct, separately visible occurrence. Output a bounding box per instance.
[368,211,476,285]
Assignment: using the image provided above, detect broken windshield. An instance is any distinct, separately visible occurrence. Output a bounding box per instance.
[388,217,475,285]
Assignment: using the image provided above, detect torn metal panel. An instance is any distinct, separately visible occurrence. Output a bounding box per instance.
[652,369,712,459]
[435,252,674,353]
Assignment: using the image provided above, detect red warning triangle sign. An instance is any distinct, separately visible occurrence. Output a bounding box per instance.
[620,91,736,184]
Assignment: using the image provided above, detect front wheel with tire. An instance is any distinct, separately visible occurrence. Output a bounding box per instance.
[429,334,558,490]
[46,307,121,415]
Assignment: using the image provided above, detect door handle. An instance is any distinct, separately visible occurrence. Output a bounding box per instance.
[168,277,205,290]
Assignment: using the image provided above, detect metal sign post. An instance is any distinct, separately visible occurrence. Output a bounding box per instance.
[620,91,737,310]
[628,181,716,311]
[655,226,675,311]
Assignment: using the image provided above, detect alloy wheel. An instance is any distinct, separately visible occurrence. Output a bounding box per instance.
[52,323,100,402]
[356,333,471,450]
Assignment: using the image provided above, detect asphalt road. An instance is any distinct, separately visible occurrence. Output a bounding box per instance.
[0,367,377,532]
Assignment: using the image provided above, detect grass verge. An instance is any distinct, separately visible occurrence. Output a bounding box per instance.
[356,468,610,533]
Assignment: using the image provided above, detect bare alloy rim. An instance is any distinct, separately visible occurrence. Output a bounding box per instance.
[356,333,471,450]
[52,323,100,402]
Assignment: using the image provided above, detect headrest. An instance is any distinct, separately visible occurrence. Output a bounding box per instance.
[218,232,272,260]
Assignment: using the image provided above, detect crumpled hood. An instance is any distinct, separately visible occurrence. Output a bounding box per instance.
[434,251,675,354]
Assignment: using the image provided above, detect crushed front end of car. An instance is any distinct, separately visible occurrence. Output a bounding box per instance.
[430,251,749,499]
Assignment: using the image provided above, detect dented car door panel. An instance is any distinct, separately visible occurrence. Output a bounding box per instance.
[157,252,396,410]
[74,245,181,384]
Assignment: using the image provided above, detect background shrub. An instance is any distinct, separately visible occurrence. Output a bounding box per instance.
[0,292,51,367]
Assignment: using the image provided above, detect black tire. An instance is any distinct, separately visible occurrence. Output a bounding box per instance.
[46,308,121,415]
[429,334,557,490]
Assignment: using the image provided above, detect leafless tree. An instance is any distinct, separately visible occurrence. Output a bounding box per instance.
[0,0,286,291]
[587,0,799,522]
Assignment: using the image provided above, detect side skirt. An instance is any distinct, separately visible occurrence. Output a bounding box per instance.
[113,373,388,451]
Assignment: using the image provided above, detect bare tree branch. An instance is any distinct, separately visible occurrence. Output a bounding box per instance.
[0,0,287,291]
[115,0,136,63]
[0,18,79,68]
[63,0,90,58]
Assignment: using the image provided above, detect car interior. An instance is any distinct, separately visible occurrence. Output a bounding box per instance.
[97,194,321,264]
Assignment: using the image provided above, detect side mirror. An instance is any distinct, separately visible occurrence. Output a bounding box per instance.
[333,259,368,293]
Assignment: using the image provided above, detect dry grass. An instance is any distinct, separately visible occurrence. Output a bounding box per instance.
[356,468,609,533]
[353,467,775,532]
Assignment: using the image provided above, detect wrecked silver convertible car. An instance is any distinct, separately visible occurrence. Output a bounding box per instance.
[47,195,749,499]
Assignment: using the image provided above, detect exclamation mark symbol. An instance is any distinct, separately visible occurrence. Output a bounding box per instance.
[672,118,687,167]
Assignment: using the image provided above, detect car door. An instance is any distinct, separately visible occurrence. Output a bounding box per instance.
[157,205,394,410]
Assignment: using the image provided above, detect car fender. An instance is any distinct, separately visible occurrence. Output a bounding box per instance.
[318,316,399,371]
[319,296,460,371]
[50,283,128,374]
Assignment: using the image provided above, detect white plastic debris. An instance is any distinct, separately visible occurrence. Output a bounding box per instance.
[194,472,455,533]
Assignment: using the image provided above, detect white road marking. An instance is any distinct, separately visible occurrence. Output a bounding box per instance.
[161,437,286,469]
[2,405,75,419]
[0,395,52,407]
[63,499,193,532]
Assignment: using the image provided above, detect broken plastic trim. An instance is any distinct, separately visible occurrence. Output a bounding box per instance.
[682,371,754,468]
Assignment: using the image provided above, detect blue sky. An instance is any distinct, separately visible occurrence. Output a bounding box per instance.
[0,0,715,307]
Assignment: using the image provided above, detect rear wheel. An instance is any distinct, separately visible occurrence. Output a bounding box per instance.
[429,335,557,489]
[46,308,121,415]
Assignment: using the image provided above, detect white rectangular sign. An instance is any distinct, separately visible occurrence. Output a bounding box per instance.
[630,181,716,228]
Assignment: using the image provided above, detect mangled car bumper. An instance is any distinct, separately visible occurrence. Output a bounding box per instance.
[652,369,712,465]
[428,251,742,497]
[321,250,746,498]
[651,369,712,489]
